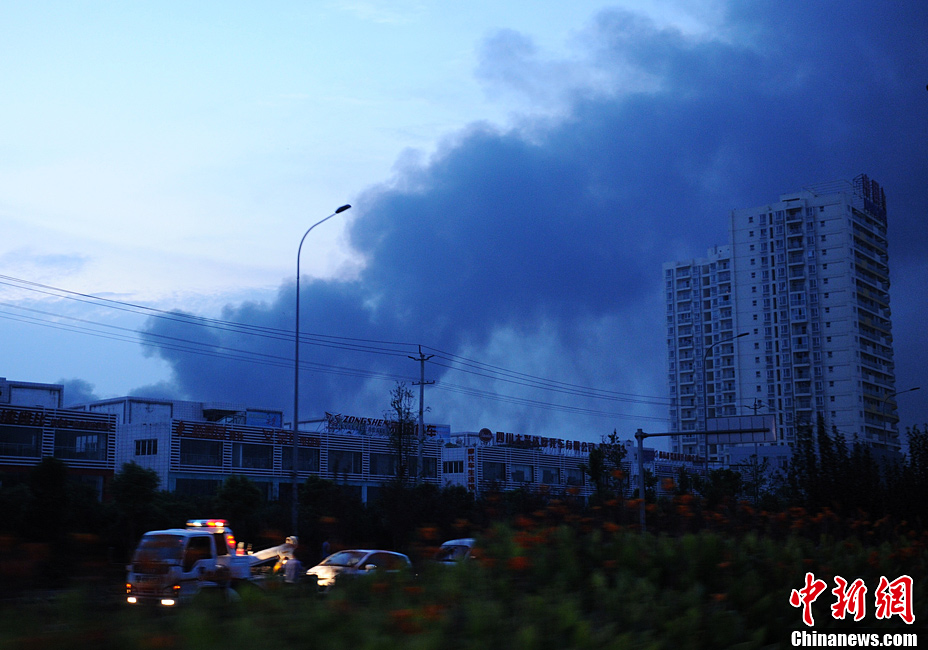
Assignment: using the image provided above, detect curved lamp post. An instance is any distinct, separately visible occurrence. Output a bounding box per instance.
[701,331,748,483]
[292,204,351,535]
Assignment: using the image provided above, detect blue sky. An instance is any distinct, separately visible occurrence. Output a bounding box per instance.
[1,1,926,444]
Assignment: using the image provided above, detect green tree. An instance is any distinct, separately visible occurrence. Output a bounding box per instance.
[385,382,417,484]
[110,461,161,546]
[28,457,71,542]
[703,468,744,508]
[579,430,628,505]
[216,475,264,543]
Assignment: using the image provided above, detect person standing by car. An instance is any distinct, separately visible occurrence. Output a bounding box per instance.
[284,555,303,584]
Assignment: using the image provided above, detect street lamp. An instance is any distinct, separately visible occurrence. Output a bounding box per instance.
[701,331,748,484]
[880,386,921,448]
[292,204,351,535]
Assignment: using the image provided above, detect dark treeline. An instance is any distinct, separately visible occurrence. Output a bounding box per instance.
[784,419,928,524]
[1,422,926,593]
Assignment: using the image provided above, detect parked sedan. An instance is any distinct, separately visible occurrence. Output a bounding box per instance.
[434,538,477,564]
[306,549,411,588]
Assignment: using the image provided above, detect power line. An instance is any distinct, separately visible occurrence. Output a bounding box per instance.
[0,273,672,419]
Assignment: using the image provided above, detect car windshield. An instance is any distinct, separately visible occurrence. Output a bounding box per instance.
[133,534,185,563]
[435,545,470,562]
[320,550,368,567]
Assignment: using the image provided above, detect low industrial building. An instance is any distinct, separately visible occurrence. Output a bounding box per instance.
[2,376,699,503]
[0,377,117,497]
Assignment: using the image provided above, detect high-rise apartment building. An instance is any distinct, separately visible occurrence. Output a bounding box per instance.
[664,175,897,466]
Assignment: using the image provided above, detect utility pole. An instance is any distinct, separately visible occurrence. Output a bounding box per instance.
[409,345,434,482]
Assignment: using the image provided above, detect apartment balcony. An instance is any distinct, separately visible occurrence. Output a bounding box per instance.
[858,314,891,335]
[855,286,890,310]
[854,256,889,282]
[854,269,889,293]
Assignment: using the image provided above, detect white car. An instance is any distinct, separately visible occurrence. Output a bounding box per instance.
[434,538,477,563]
[306,549,411,588]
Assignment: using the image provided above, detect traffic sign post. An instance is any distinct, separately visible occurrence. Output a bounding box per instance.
[634,418,775,533]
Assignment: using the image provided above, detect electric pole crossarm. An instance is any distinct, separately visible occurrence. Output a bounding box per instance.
[409,346,434,482]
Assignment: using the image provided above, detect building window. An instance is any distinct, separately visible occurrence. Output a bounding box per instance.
[329,450,363,475]
[232,443,273,470]
[135,438,158,456]
[411,456,438,479]
[482,461,507,482]
[443,460,464,474]
[511,463,534,483]
[282,447,321,472]
[0,425,41,457]
[53,431,105,461]
[370,452,399,476]
[180,439,222,467]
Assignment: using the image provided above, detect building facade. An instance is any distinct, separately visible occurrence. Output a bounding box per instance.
[441,430,595,497]
[72,397,445,502]
[0,377,117,497]
[4,377,709,504]
[665,175,898,465]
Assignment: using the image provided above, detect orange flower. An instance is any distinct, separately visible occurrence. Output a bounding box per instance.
[515,515,534,529]
[507,556,531,572]
[389,609,422,635]
[515,531,538,549]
